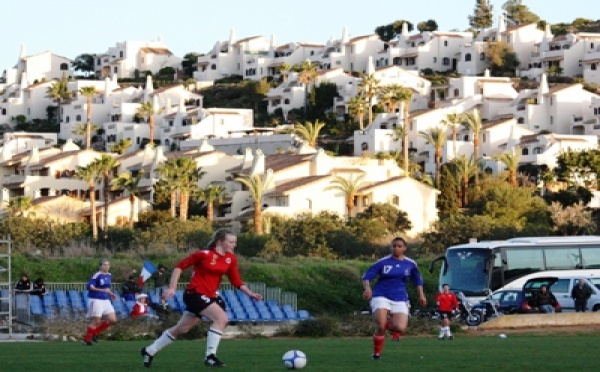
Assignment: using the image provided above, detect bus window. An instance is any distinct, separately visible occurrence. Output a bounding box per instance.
[504,249,544,284]
[440,249,489,296]
[581,248,600,269]
[544,248,581,269]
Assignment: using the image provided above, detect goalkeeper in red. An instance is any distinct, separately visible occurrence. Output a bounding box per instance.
[141,228,262,368]
[436,283,458,340]
[362,237,427,360]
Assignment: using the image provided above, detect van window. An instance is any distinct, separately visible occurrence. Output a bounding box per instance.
[588,278,600,291]
[551,279,570,293]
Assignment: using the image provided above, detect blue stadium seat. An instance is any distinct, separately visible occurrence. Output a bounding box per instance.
[111,297,127,318]
[255,301,273,321]
[282,305,298,320]
[68,290,85,312]
[166,296,179,312]
[297,310,310,320]
[175,290,185,311]
[30,295,44,316]
[54,290,69,310]
[266,301,285,320]
[125,300,135,314]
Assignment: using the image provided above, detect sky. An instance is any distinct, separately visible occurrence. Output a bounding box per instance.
[0,0,593,73]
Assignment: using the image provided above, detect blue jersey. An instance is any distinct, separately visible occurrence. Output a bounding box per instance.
[362,255,423,301]
[86,271,112,300]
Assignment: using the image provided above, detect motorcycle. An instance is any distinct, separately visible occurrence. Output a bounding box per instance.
[472,298,503,323]
[456,291,483,326]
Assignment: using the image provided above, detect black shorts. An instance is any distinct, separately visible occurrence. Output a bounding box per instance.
[183,291,226,318]
[439,311,453,320]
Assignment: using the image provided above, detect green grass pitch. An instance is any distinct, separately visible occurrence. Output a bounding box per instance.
[0,334,598,371]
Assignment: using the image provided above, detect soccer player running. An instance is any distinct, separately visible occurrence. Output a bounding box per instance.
[83,259,118,345]
[141,228,263,368]
[362,237,427,360]
[436,283,458,340]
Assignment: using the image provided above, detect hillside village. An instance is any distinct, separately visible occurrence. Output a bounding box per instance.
[1,8,600,238]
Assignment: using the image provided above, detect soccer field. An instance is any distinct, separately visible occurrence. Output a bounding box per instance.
[0,335,597,371]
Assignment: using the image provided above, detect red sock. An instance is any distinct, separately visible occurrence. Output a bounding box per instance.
[94,321,111,335]
[393,331,402,339]
[373,334,385,355]
[84,326,95,343]
[386,321,394,332]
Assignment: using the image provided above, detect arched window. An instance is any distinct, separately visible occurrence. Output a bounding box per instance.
[361,142,368,150]
[76,115,81,121]
[284,98,290,104]
[522,148,529,155]
[454,88,459,97]
[65,116,70,123]
[592,63,597,71]
[443,58,450,66]
[211,64,216,70]
[465,53,472,62]
[463,135,469,141]
[60,63,68,70]
[517,117,525,124]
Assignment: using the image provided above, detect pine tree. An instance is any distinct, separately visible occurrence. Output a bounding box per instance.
[437,165,461,217]
[469,0,494,30]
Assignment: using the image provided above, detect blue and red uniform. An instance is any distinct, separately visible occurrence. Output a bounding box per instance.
[362,255,424,301]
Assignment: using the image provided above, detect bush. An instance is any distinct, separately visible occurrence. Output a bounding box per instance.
[294,316,340,337]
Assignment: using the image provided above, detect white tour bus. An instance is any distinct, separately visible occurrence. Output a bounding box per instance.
[429,236,600,302]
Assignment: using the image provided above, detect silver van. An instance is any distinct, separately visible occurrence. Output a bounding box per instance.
[549,277,600,311]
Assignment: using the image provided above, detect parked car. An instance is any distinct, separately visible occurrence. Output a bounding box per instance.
[485,277,562,314]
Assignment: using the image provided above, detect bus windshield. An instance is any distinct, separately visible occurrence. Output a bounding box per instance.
[440,248,490,296]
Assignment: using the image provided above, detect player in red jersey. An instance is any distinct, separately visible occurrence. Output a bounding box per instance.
[435,283,458,340]
[141,228,263,368]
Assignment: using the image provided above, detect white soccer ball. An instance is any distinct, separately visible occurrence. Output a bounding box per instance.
[282,350,307,370]
[499,333,507,339]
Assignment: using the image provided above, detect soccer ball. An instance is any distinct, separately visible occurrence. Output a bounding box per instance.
[282,350,307,369]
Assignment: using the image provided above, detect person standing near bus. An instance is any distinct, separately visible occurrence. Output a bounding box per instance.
[362,237,427,360]
[571,278,592,312]
[140,228,263,368]
[436,284,458,340]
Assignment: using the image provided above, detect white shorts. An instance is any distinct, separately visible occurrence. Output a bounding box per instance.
[370,296,409,315]
[87,298,115,318]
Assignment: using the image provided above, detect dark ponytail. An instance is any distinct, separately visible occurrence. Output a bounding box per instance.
[206,228,234,249]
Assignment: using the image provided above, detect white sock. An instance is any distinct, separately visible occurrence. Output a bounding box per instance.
[445,326,452,336]
[439,327,445,337]
[206,328,222,357]
[147,330,175,356]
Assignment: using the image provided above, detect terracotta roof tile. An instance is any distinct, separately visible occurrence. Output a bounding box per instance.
[270,175,329,195]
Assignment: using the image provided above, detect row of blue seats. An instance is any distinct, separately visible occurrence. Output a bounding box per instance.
[27,289,310,322]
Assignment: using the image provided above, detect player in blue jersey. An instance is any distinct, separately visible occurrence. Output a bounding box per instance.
[362,237,427,360]
[83,258,118,345]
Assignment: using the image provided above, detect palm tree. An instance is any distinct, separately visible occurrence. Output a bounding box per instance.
[278,63,291,83]
[136,101,164,147]
[357,73,380,125]
[348,96,369,130]
[419,127,447,187]
[449,154,477,207]
[198,184,228,222]
[5,196,36,217]
[72,122,99,148]
[493,147,522,187]
[110,138,133,155]
[110,171,144,228]
[93,154,120,239]
[157,157,204,221]
[234,173,273,235]
[378,84,405,114]
[45,74,71,124]
[297,60,318,116]
[325,174,368,219]
[398,87,413,173]
[75,162,102,241]
[462,109,484,187]
[79,86,97,149]
[441,112,463,158]
[294,120,325,148]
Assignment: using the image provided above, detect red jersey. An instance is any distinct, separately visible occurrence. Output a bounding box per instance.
[130,303,149,319]
[176,249,244,298]
[436,292,458,312]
